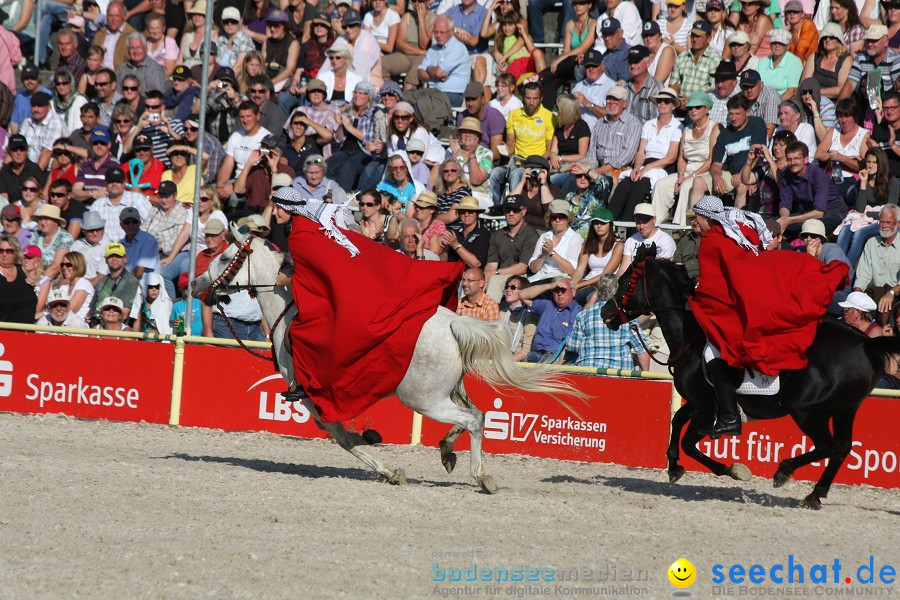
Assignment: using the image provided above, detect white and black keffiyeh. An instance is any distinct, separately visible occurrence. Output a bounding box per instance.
[692,195,773,256]
[273,187,360,257]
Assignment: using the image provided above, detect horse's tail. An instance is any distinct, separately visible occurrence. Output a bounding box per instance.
[448,317,586,417]
[863,335,900,376]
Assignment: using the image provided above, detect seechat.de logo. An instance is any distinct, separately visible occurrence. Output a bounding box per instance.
[0,343,12,398]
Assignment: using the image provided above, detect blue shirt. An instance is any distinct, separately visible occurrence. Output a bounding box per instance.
[420,37,471,95]
[779,163,846,215]
[445,3,489,54]
[603,42,632,84]
[12,86,51,129]
[565,302,647,370]
[171,298,203,335]
[529,298,582,353]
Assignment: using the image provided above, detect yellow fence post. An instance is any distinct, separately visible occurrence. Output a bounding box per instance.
[410,412,423,445]
[169,336,186,425]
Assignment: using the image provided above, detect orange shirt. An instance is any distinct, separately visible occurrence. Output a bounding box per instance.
[789,19,819,61]
[456,294,500,322]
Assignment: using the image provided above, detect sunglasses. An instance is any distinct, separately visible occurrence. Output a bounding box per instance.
[394,114,413,120]
[443,168,459,173]
[0,248,15,255]
[552,287,569,294]
[200,197,211,202]
[504,207,523,213]
[249,88,267,94]
[122,85,138,91]
[115,118,132,124]
[184,125,198,132]
[148,285,161,289]
[360,201,379,207]
[22,186,38,192]
[49,192,67,198]
[95,80,110,87]
[61,262,73,268]
[408,150,424,155]
[291,121,304,126]
[55,80,71,86]
[102,306,122,312]
[550,214,569,221]
[122,219,140,225]
[574,173,591,179]
[49,302,68,309]
[145,103,162,109]
[223,19,239,24]
[505,284,520,290]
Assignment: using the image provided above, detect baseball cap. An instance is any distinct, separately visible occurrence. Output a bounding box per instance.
[266,9,290,23]
[30,91,51,107]
[839,291,878,312]
[8,134,27,151]
[261,134,280,149]
[173,65,191,81]
[105,167,126,183]
[642,21,661,36]
[204,220,226,236]
[501,195,525,211]
[342,9,362,26]
[214,66,237,84]
[185,114,200,128]
[691,20,712,35]
[590,208,614,224]
[706,0,726,10]
[47,288,70,307]
[633,203,655,218]
[583,49,604,66]
[728,31,750,46]
[407,138,426,153]
[379,79,403,98]
[740,70,762,87]
[91,127,112,145]
[23,245,42,258]
[600,18,620,34]
[101,296,125,311]
[156,181,177,199]
[105,242,126,257]
[134,133,153,150]
[119,207,142,222]
[783,0,803,11]
[21,63,39,80]
[627,45,651,64]
[1,204,22,221]
[221,6,241,21]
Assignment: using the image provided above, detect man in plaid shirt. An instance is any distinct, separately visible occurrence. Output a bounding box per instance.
[456,268,500,321]
[670,21,722,105]
[564,275,650,371]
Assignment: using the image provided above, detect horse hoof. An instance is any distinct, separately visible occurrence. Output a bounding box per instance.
[389,469,406,486]
[773,469,790,488]
[729,463,752,482]
[442,452,457,474]
[478,475,498,494]
[801,494,822,510]
[362,429,382,445]
[668,467,685,484]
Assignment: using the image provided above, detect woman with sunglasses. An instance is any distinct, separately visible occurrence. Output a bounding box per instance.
[40,251,93,320]
[538,0,595,110]
[377,152,424,215]
[94,296,130,331]
[179,2,220,69]
[45,138,79,197]
[410,191,446,255]
[386,101,441,165]
[498,274,538,361]
[318,41,361,104]
[0,235,37,324]
[528,199,583,283]
[800,23,851,100]
[160,141,198,205]
[218,7,255,75]
[110,104,139,163]
[434,158,472,225]
[565,158,615,238]
[29,204,74,280]
[52,69,88,134]
[17,177,44,227]
[358,188,400,244]
[572,208,623,306]
[135,272,173,334]
[608,88,682,221]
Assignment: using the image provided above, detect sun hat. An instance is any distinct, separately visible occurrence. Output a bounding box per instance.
[392,101,415,115]
[651,87,679,103]
[186,1,206,15]
[686,92,714,108]
[769,28,792,45]
[458,116,483,137]
[838,291,878,312]
[820,22,845,43]
[547,199,571,217]
[414,190,439,208]
[800,219,827,239]
[82,211,105,230]
[33,204,67,226]
[453,196,484,212]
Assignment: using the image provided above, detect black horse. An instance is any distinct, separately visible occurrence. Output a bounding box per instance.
[600,244,900,509]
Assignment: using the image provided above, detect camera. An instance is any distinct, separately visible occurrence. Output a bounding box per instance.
[149,113,160,123]
[527,169,540,179]
[87,311,101,328]
[260,148,271,156]
[754,148,764,157]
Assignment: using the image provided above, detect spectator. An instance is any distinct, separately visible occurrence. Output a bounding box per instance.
[2,205,30,249]
[410,191,446,254]
[182,114,225,186]
[641,22,676,87]
[110,104,139,163]
[73,126,122,202]
[708,58,740,124]
[814,98,868,206]
[10,64,50,135]
[839,291,884,336]
[45,140,80,195]
[22,244,49,296]
[20,93,67,172]
[566,159,615,238]
[216,101,273,207]
[30,204,75,280]
[117,75,146,124]
[186,185,228,259]
[872,90,900,181]
[217,7,255,76]
[456,82,505,161]
[135,272,173,334]
[357,188,400,244]
[489,73,523,122]
[0,135,45,203]
[387,101,444,167]
[326,82,387,193]
[854,203,900,319]
[518,276,582,363]
[42,250,94,319]
[691,93,767,208]
[51,69,89,134]
[658,0,693,54]
[740,69,781,138]
[777,99,817,158]
[283,99,336,171]
[490,8,545,81]
[160,141,198,205]
[608,87,683,222]
[124,133,165,195]
[539,0,597,111]
[597,18,632,84]
[89,242,140,321]
[383,1,433,89]
[144,14,178,77]
[77,47,107,101]
[238,51,265,95]
[588,86,642,181]
[67,104,101,160]
[829,0,866,58]
[71,211,111,285]
[705,0,735,55]
[652,92,720,225]
[48,179,86,239]
[0,235,37,324]
[596,0,643,50]
[396,217,440,260]
[839,24,900,101]
[417,16,471,106]
[91,167,153,241]
[127,90,185,169]
[671,21,722,103]
[37,288,90,329]
[779,140,849,239]
[364,0,402,61]
[119,206,160,285]
[378,80,404,113]
[143,181,190,297]
[483,195,540,300]
[549,95,591,197]
[572,208,624,305]
[626,45,663,122]
[565,274,650,370]
[674,207,702,285]
[498,275,538,361]
[801,23,851,102]
[724,30,760,75]
[618,202,676,274]
[54,29,87,84]
[164,66,201,124]
[800,218,854,313]
[784,0,818,61]
[836,148,897,266]
[315,40,363,107]
[757,29,803,99]
[331,9,384,88]
[246,75,288,137]
[448,117,492,208]
[457,267,500,321]
[740,130,796,217]
[528,199,584,282]
[796,77,836,139]
[178,2,219,69]
[570,50,615,131]
[262,9,300,93]
[119,31,169,94]
[235,136,296,213]
[291,154,348,203]
[170,283,203,335]
[406,139,432,189]
[511,155,560,230]
[440,196,489,268]
[732,0,774,57]
[434,158,473,224]
[94,296,130,330]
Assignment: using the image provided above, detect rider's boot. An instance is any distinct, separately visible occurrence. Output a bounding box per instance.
[698,358,742,438]
[282,382,308,403]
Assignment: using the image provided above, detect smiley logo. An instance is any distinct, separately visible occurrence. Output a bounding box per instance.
[668,559,696,588]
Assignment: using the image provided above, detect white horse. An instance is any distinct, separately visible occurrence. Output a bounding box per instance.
[191,224,579,493]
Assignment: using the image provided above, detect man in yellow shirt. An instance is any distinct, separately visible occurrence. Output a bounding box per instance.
[490,82,556,204]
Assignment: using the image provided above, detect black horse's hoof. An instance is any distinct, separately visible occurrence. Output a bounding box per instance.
[801,493,822,510]
[668,466,685,484]
[773,468,790,488]
[362,429,382,445]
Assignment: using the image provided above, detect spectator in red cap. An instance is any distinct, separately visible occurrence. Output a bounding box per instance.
[21,244,49,296]
[1,205,30,248]
[0,235,38,325]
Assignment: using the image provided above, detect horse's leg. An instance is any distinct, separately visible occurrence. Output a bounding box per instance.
[667,404,692,483]
[680,420,750,480]
[301,398,406,485]
[439,426,466,474]
[804,407,859,509]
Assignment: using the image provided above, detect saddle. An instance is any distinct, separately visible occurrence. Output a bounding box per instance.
[701,362,780,397]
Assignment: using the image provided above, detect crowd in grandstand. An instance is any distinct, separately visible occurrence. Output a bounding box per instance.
[0,0,899,374]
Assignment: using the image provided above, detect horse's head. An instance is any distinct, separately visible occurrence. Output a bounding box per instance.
[600,243,693,330]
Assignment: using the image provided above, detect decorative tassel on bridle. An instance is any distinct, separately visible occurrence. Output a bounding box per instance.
[197,237,255,306]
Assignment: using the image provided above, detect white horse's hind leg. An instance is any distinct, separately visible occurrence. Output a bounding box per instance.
[301,398,405,485]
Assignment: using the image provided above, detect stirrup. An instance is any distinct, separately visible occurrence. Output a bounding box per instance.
[282,386,308,403]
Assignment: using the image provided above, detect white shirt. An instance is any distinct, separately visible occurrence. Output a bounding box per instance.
[624,228,676,259]
[572,73,616,131]
[215,290,263,321]
[773,122,816,163]
[72,234,111,279]
[225,127,272,174]
[489,95,523,122]
[528,228,585,282]
[594,1,643,52]
[363,9,401,45]
[92,191,153,242]
[642,117,683,160]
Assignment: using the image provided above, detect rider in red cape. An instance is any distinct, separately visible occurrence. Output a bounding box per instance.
[688,196,849,437]
[286,204,463,423]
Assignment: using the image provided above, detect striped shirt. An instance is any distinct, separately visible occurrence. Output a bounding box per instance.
[589,112,642,170]
[848,48,900,92]
[748,85,781,126]
[457,293,500,321]
[76,154,122,194]
[139,120,185,169]
[565,302,647,370]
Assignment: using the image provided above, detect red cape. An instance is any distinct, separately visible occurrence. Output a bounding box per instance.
[688,224,849,375]
[288,216,463,422]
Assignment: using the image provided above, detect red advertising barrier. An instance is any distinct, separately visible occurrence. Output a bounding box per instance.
[420,375,673,468]
[684,397,900,489]
[0,330,171,424]
[178,344,413,444]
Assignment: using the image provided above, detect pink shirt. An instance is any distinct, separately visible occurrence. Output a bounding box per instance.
[0,27,23,93]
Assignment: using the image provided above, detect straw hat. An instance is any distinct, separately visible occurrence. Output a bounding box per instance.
[33,204,67,226]
[453,196,484,212]
[457,117,483,138]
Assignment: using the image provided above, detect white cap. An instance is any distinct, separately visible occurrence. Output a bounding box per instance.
[838,292,878,312]
[633,203,655,218]
[47,289,69,305]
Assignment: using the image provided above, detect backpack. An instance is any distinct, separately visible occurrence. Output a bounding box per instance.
[405,87,453,139]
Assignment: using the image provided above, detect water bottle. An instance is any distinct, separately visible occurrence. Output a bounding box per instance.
[832,160,843,184]
[175,314,186,336]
